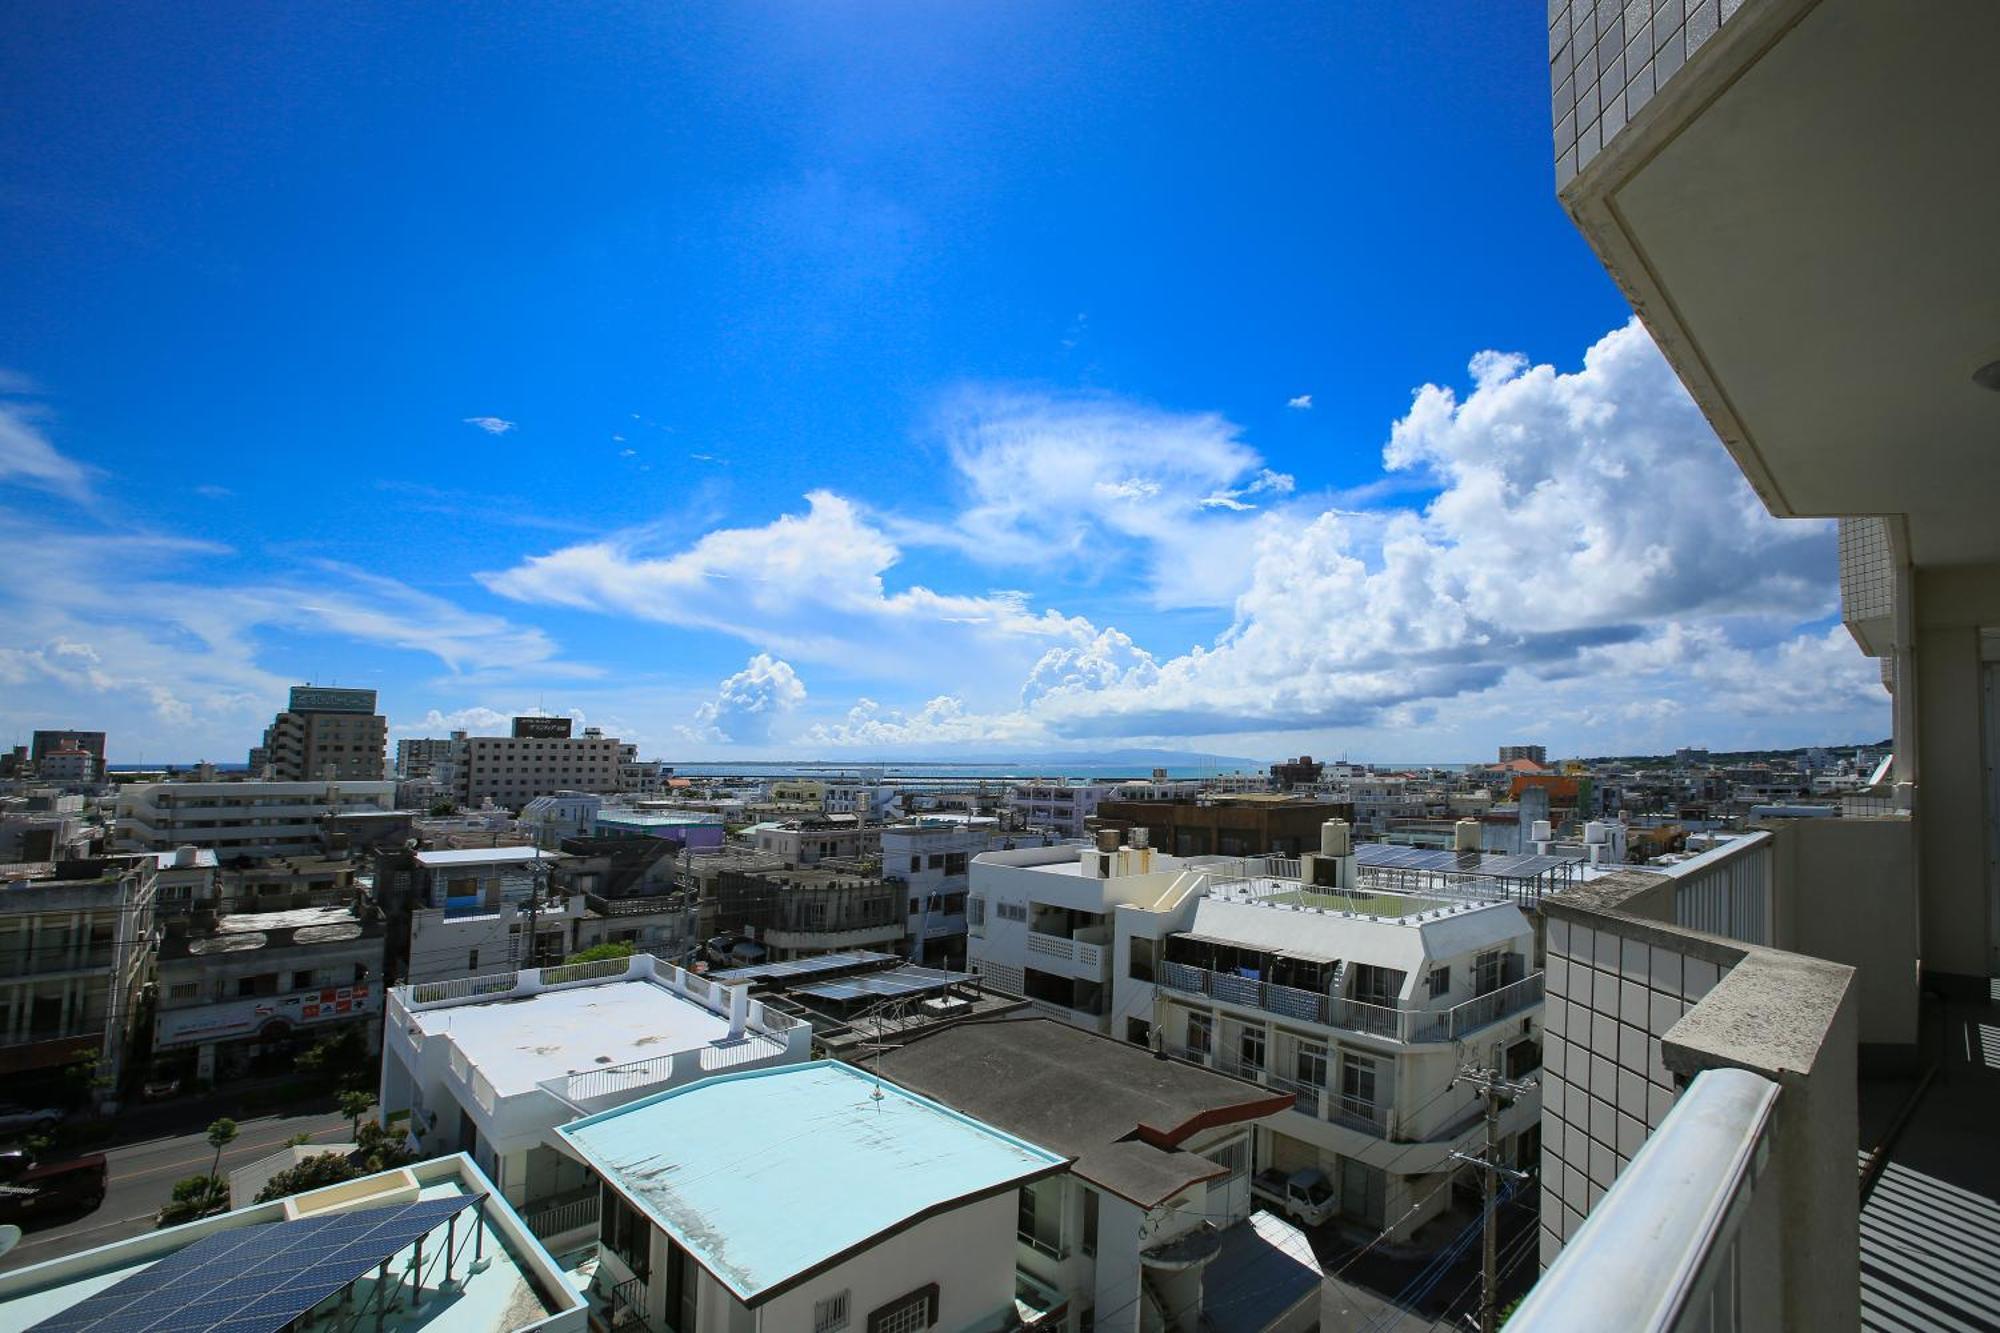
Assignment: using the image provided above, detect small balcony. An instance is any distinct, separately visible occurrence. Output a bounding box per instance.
[1158,959,1543,1044]
[1024,927,1110,978]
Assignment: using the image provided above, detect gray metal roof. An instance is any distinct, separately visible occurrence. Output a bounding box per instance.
[873,1016,1292,1208]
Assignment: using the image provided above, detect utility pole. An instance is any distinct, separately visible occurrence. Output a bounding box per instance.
[1450,1064,1536,1333]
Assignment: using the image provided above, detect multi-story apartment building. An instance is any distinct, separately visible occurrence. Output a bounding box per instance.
[881,818,1059,969]
[380,953,810,1235]
[710,863,904,962]
[1091,794,1355,858]
[968,834,1182,1028]
[1502,6,2000,1330]
[33,741,97,786]
[152,885,385,1085]
[394,736,453,780]
[29,730,106,769]
[1124,858,1542,1242]
[0,854,163,1096]
[743,815,879,866]
[973,825,1544,1243]
[1498,745,1549,767]
[255,685,388,781]
[114,779,396,860]
[398,845,576,983]
[1007,779,1118,837]
[449,726,623,809]
[821,781,896,820]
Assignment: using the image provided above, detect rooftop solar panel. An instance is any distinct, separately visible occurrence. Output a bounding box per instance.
[1354,842,1579,879]
[794,965,969,1004]
[30,1194,483,1333]
[707,950,902,983]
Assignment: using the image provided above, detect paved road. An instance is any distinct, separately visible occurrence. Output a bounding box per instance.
[0,1106,351,1272]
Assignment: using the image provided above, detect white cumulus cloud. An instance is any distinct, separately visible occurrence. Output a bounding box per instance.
[683,654,807,745]
[463,416,516,435]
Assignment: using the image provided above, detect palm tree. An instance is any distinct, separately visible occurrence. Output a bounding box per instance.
[336,1089,375,1140]
[205,1117,239,1186]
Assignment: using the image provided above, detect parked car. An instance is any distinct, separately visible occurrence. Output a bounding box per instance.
[1252,1167,1338,1228]
[0,1148,108,1224]
[0,1104,63,1136]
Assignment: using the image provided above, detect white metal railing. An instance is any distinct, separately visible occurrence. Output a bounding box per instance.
[1663,832,1773,946]
[1158,961,1542,1043]
[541,1031,789,1109]
[523,1187,599,1240]
[1510,1067,1778,1332]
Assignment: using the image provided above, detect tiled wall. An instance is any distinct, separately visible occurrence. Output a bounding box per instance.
[1550,0,1750,188]
[1537,912,1726,1268]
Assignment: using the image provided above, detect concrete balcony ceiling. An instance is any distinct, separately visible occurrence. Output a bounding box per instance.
[1562,0,2000,564]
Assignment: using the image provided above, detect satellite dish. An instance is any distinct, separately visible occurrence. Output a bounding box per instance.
[0,1225,21,1259]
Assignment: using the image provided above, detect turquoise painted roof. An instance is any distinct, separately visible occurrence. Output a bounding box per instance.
[556,1060,1064,1302]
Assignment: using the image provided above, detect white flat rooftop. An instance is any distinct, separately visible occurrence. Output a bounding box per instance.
[414,846,562,868]
[412,977,754,1096]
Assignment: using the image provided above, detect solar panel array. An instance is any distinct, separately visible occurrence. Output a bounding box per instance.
[1353,842,1577,881]
[795,965,969,1004]
[707,950,902,984]
[30,1194,482,1333]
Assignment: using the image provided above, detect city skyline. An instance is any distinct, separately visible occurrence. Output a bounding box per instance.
[0,4,1887,763]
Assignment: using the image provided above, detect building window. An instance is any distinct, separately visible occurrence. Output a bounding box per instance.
[1341,1053,1378,1117]
[1427,965,1450,999]
[1237,1024,1266,1074]
[1128,936,1156,983]
[1187,1011,1213,1058]
[468,949,479,971]
[866,1284,939,1333]
[909,856,922,873]
[1474,949,1503,997]
[1295,1041,1328,1088]
[814,1290,851,1333]
[966,896,986,928]
[168,981,199,1001]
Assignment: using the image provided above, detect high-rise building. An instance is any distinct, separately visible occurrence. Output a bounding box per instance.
[30,730,106,768]
[256,686,387,781]
[1497,744,1547,767]
[395,737,454,779]
[451,722,623,809]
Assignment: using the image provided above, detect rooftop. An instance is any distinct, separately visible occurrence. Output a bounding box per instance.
[414,846,563,869]
[0,1155,582,1333]
[407,975,774,1098]
[874,1016,1292,1207]
[557,1060,1064,1304]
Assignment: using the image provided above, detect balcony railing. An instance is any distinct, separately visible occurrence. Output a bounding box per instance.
[1509,1068,1779,1332]
[521,1186,599,1241]
[1661,832,1773,947]
[1025,930,1107,970]
[608,1275,654,1332]
[1158,960,1543,1042]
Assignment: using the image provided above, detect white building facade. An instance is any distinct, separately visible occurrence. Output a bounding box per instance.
[114,780,397,860]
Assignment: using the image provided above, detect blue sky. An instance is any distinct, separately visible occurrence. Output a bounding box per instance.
[0,3,1886,763]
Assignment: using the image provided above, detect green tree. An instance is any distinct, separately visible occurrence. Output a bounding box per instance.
[205,1117,238,1183]
[563,941,635,965]
[157,1173,229,1227]
[336,1089,376,1139]
[429,800,458,816]
[354,1118,419,1173]
[252,1152,362,1202]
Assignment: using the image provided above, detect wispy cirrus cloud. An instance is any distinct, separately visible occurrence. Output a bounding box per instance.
[463,416,516,435]
[0,386,96,502]
[1287,393,1313,410]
